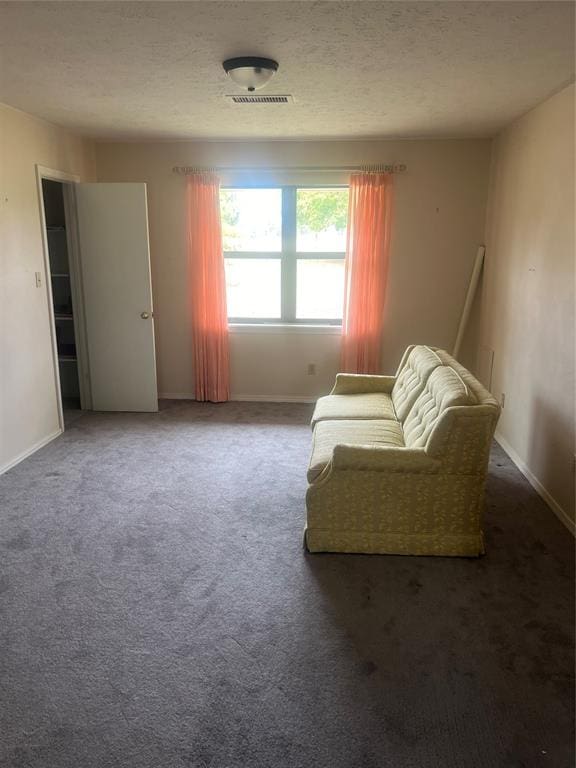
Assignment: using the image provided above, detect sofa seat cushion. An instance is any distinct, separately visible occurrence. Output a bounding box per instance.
[308,419,404,482]
[311,392,396,426]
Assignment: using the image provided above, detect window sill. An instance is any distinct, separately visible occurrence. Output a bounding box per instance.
[229,323,342,335]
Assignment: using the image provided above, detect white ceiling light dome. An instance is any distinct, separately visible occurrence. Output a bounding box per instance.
[223,57,279,92]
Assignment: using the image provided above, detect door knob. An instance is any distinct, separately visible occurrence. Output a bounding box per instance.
[140,311,150,319]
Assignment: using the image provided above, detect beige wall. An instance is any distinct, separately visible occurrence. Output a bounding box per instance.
[0,104,95,471]
[95,138,491,399]
[478,84,575,525]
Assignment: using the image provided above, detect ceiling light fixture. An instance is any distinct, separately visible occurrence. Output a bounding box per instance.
[222,57,279,92]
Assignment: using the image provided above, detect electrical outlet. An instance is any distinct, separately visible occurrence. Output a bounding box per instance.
[35,272,42,288]
[307,363,316,376]
[500,392,505,409]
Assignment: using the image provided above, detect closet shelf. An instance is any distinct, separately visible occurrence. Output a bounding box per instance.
[51,273,70,279]
[59,355,77,362]
[55,314,73,321]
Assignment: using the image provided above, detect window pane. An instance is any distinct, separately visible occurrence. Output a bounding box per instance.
[220,189,281,252]
[296,259,345,320]
[296,188,349,252]
[225,258,281,319]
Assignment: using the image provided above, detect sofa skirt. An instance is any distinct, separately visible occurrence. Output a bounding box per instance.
[304,527,485,557]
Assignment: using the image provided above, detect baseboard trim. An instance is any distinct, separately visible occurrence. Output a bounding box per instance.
[0,429,63,476]
[495,431,575,536]
[158,393,195,400]
[159,392,316,404]
[231,394,316,404]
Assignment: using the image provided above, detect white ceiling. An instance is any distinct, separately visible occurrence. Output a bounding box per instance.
[0,1,573,140]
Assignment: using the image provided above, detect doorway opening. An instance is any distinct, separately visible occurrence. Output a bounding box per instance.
[41,178,83,426]
[38,170,157,417]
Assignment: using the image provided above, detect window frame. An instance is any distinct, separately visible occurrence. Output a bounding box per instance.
[222,184,347,325]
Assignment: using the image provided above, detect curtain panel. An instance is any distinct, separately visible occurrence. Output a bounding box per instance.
[341,172,393,374]
[186,173,230,402]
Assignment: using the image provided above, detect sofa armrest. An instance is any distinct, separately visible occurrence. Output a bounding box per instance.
[331,445,441,473]
[330,374,395,395]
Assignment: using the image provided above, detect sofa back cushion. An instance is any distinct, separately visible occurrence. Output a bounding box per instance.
[391,345,443,421]
[403,366,475,449]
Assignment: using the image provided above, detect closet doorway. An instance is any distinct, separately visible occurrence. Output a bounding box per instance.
[38,169,92,428]
[37,167,158,424]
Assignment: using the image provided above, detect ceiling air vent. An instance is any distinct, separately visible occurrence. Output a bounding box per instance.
[225,94,293,104]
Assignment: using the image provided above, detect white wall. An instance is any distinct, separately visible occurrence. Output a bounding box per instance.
[0,104,95,472]
[95,138,491,399]
[478,84,575,525]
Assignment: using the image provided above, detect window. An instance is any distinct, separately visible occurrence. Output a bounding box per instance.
[221,186,348,324]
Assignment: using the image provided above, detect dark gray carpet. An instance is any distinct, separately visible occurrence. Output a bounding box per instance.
[0,401,573,768]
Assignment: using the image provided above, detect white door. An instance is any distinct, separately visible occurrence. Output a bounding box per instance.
[75,183,158,412]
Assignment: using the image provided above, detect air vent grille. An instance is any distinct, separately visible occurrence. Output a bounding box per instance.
[226,94,293,104]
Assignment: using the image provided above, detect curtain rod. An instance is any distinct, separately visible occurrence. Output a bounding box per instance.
[172,163,407,175]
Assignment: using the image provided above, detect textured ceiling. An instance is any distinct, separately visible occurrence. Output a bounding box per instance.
[0,1,574,140]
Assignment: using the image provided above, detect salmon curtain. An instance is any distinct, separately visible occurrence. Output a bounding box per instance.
[341,172,393,373]
[186,173,230,402]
